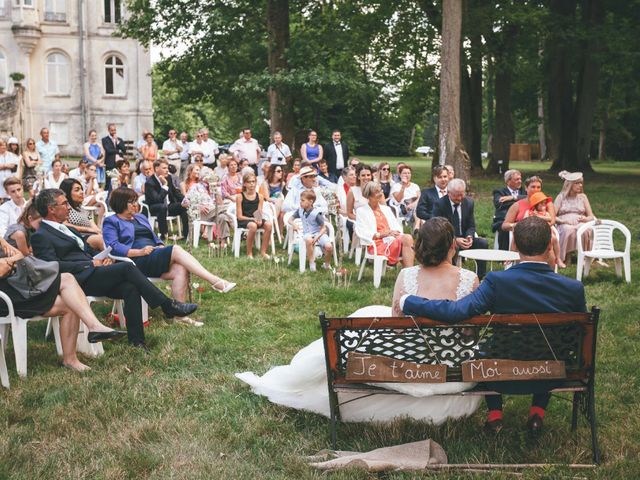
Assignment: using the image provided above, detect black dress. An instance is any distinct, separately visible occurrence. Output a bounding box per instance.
[0,274,61,318]
[131,219,173,278]
[237,192,261,228]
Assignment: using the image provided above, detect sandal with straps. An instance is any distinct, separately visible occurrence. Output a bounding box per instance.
[212,280,236,293]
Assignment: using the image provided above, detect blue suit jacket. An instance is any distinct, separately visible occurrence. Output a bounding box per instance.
[102,213,161,257]
[416,187,440,221]
[403,262,586,323]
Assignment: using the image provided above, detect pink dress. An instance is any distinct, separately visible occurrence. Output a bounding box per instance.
[554,194,593,261]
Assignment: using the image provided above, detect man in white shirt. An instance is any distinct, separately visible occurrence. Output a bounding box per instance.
[69,159,88,180]
[324,130,350,177]
[178,131,191,180]
[0,177,26,235]
[133,161,153,196]
[266,131,292,166]
[283,166,329,213]
[162,129,183,175]
[189,130,207,162]
[35,128,60,173]
[229,128,261,173]
[201,128,219,167]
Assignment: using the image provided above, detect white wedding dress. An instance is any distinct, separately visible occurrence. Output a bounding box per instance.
[235,266,481,423]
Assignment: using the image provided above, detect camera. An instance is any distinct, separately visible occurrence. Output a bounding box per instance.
[277,157,283,161]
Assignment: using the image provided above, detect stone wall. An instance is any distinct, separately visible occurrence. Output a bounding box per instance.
[0,85,24,140]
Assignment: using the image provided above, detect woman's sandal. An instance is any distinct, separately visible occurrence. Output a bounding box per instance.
[212,280,236,293]
[175,316,204,327]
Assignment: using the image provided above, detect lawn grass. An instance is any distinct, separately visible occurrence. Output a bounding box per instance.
[1,160,639,479]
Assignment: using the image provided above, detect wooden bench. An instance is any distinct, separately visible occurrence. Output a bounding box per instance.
[320,308,601,464]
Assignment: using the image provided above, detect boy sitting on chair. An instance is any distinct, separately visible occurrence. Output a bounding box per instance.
[289,190,333,271]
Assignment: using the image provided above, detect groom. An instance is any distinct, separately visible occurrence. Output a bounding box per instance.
[401,216,586,434]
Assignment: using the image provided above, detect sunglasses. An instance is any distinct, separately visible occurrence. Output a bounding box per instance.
[381,167,389,171]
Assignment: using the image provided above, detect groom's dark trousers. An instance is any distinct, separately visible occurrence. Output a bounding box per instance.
[402,262,587,412]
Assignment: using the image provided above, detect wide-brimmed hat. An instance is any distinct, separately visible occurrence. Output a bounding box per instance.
[7,137,18,145]
[529,191,550,207]
[299,166,317,177]
[559,170,583,182]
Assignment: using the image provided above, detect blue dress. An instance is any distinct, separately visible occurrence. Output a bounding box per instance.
[305,143,320,163]
[131,219,173,278]
[85,143,105,184]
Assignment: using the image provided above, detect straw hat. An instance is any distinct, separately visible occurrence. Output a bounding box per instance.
[299,166,317,177]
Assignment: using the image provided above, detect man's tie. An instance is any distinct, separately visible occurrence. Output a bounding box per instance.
[335,142,341,146]
[58,223,85,250]
[452,204,462,237]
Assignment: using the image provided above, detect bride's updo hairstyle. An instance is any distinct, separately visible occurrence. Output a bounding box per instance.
[414,217,455,267]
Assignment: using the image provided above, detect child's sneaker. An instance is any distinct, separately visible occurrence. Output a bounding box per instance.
[309,262,317,272]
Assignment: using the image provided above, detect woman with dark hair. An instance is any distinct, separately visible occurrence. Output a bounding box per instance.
[115,159,131,188]
[4,201,40,255]
[220,157,242,201]
[21,138,41,193]
[103,188,236,314]
[300,130,323,168]
[236,216,481,423]
[259,163,286,233]
[59,178,104,251]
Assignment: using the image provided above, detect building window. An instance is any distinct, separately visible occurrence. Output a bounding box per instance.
[104,0,121,24]
[49,122,69,146]
[14,0,34,6]
[0,51,7,93]
[44,0,66,22]
[45,52,70,95]
[104,55,125,96]
[0,1,8,18]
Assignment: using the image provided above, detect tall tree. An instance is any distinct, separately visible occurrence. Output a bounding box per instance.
[438,0,470,183]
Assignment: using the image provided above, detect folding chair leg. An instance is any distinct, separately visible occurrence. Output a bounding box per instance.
[357,257,367,281]
[11,319,28,377]
[373,257,385,288]
[624,253,631,283]
[0,333,8,388]
[51,317,63,356]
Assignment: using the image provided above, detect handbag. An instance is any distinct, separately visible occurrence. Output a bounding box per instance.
[7,256,60,299]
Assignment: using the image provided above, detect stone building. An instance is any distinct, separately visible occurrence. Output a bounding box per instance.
[0,0,152,155]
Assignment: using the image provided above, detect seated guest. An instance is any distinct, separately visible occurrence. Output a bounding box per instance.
[183,164,233,248]
[392,162,406,183]
[402,217,586,434]
[4,200,39,255]
[0,177,27,236]
[282,166,329,214]
[103,188,235,309]
[502,175,555,237]
[285,158,302,187]
[445,164,455,181]
[0,237,126,371]
[220,157,243,201]
[78,164,105,226]
[525,192,565,268]
[214,153,229,180]
[115,159,131,188]
[345,164,373,222]
[374,161,394,200]
[145,158,189,240]
[389,164,420,228]
[133,160,153,196]
[492,169,526,250]
[340,166,356,197]
[288,189,334,271]
[257,160,271,188]
[31,189,197,352]
[317,158,338,184]
[236,171,273,259]
[553,171,595,266]
[433,178,488,278]
[69,158,88,180]
[355,181,414,268]
[416,165,450,222]
[44,159,67,189]
[259,162,286,234]
[60,179,104,251]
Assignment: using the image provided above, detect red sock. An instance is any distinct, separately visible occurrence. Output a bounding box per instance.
[530,406,545,419]
[488,410,503,422]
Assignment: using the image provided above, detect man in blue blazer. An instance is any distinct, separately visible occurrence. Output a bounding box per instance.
[31,189,197,352]
[416,165,450,222]
[401,216,586,434]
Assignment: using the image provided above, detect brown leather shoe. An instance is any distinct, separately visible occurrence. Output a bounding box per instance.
[526,413,543,434]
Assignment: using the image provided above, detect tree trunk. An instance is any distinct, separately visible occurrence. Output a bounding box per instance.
[487,67,515,174]
[266,0,295,147]
[438,0,470,184]
[546,0,577,170]
[537,92,546,160]
[461,33,483,172]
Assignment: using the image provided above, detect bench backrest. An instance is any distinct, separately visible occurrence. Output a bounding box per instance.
[320,308,599,385]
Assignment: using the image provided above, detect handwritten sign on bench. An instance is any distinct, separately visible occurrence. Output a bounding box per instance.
[461,359,566,382]
[346,353,446,383]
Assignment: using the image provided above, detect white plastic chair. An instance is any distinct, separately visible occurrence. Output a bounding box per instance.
[286,213,338,272]
[576,219,631,283]
[0,331,9,388]
[356,236,394,288]
[0,291,57,377]
[192,218,217,248]
[138,195,181,237]
[227,201,276,258]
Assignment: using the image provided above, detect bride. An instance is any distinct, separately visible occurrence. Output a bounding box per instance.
[236,215,482,423]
